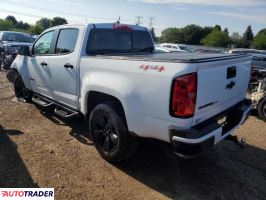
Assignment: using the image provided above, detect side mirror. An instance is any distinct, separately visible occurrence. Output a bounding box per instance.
[18,46,30,56]
[29,46,33,56]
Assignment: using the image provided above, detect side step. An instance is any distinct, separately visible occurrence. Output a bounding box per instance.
[32,95,53,107]
[54,106,78,119]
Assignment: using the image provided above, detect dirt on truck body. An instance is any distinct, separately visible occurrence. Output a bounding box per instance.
[0,72,266,200]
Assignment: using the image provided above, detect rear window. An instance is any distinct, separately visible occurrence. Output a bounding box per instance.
[87,29,154,54]
[3,32,34,43]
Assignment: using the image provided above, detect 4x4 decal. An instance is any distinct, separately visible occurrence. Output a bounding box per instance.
[139,64,165,72]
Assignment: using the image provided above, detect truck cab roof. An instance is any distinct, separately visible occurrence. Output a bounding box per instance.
[46,23,147,32]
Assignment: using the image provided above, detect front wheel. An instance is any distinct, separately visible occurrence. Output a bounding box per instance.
[14,74,32,102]
[89,102,137,162]
[258,98,266,122]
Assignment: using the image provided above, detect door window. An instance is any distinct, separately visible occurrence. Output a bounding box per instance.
[33,31,54,55]
[56,29,79,54]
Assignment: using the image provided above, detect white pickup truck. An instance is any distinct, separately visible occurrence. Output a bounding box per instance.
[10,23,252,162]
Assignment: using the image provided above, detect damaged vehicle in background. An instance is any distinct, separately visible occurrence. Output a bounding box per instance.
[0,31,34,70]
[249,54,266,121]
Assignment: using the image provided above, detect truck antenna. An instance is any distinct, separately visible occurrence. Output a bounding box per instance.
[116,16,121,24]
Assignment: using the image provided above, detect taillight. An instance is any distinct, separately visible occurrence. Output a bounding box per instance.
[170,73,197,118]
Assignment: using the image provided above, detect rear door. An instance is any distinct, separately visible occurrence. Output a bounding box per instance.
[193,56,251,125]
[47,28,81,109]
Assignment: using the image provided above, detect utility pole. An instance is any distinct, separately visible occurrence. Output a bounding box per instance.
[136,16,143,25]
[148,17,155,29]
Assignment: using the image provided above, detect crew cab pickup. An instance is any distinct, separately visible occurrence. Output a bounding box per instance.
[10,23,252,161]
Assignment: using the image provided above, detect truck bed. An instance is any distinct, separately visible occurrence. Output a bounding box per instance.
[90,52,250,63]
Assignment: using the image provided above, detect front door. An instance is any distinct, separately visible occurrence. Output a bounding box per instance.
[27,30,55,98]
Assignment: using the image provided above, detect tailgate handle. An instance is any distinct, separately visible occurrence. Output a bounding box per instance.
[226,81,236,89]
[227,66,236,79]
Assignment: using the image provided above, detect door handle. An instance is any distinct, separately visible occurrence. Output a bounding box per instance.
[40,62,47,66]
[64,63,74,69]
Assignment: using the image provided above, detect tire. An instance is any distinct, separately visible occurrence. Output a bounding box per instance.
[89,102,137,162]
[14,74,32,102]
[258,97,266,122]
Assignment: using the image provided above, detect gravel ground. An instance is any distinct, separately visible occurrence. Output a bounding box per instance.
[0,72,266,200]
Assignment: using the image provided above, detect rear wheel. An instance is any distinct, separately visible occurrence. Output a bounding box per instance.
[14,74,32,102]
[258,98,266,122]
[89,102,137,162]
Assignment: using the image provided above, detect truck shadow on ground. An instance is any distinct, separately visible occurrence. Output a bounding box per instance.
[114,139,266,200]
[0,125,38,188]
[38,110,266,200]
[40,108,93,146]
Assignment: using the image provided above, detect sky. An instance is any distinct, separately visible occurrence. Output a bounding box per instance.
[0,0,266,36]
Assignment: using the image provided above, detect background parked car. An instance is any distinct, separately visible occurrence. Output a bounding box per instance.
[0,31,34,70]
[252,54,266,69]
[154,47,171,53]
[159,43,193,52]
[32,35,39,41]
[228,49,266,55]
[0,31,34,54]
[194,49,224,54]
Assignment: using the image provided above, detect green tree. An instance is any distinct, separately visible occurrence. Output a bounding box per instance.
[0,19,13,31]
[160,27,179,43]
[253,29,266,50]
[223,28,229,36]
[214,25,222,31]
[202,26,213,37]
[37,18,52,30]
[150,28,157,42]
[181,24,204,45]
[16,21,30,30]
[242,25,254,48]
[5,15,17,26]
[28,24,44,35]
[201,30,230,47]
[230,32,242,48]
[52,17,67,26]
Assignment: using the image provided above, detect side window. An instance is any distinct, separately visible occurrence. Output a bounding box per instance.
[33,31,54,55]
[252,56,261,61]
[56,29,79,54]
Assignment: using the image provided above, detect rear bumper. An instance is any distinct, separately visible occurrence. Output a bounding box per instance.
[170,100,252,158]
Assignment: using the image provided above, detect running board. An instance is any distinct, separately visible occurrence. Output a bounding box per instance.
[32,95,53,107]
[54,106,78,119]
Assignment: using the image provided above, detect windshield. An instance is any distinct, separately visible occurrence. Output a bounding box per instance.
[3,32,34,43]
[87,29,154,54]
[179,45,193,52]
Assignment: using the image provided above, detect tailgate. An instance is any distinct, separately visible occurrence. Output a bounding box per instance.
[193,56,251,125]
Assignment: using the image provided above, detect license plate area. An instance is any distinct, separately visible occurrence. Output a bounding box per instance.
[221,109,242,135]
[193,101,244,135]
[218,115,227,126]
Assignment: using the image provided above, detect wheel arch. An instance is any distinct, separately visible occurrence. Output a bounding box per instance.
[85,91,128,127]
[10,55,31,90]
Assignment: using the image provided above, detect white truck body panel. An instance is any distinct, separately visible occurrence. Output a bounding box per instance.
[11,23,252,145]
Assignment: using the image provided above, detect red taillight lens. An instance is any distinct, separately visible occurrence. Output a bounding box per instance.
[170,73,197,118]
